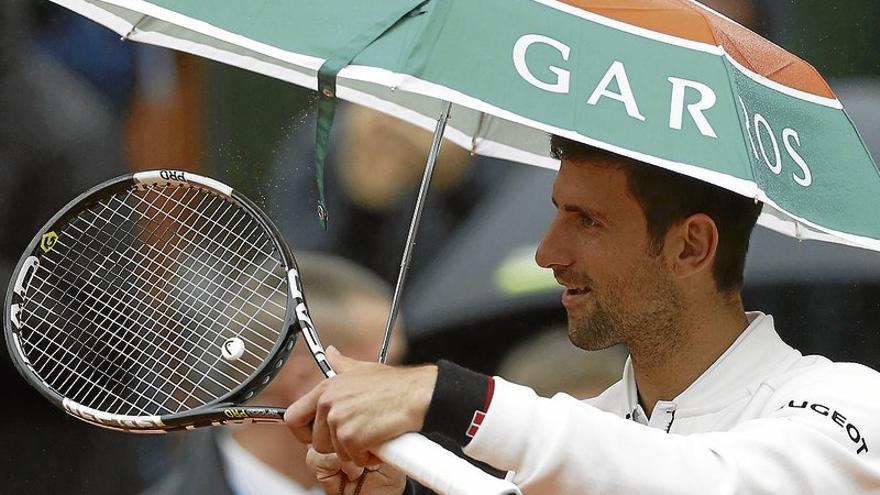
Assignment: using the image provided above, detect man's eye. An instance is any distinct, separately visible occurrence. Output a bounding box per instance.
[581,215,598,228]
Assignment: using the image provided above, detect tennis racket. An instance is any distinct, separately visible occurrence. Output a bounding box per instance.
[4,170,520,495]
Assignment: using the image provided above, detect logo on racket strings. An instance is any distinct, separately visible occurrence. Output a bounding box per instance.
[40,231,58,253]
[222,337,246,361]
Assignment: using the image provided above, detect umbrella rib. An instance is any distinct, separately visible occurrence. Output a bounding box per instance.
[471,112,489,153]
[122,15,148,40]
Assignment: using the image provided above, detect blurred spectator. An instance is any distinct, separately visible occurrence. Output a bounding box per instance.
[497,327,628,399]
[140,251,407,495]
[269,103,511,284]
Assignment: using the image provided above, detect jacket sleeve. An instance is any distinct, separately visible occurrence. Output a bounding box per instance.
[462,365,880,494]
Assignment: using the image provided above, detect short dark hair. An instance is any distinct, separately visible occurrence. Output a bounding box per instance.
[550,136,762,292]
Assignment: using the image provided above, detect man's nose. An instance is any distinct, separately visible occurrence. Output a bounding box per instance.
[535,216,571,269]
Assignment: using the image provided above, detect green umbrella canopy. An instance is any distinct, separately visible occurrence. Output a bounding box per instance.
[51,0,880,251]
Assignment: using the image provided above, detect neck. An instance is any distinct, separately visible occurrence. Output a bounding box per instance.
[231,424,316,489]
[629,294,749,415]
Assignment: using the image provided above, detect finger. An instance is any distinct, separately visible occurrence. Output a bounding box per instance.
[307,448,368,495]
[327,412,359,465]
[309,448,405,491]
[306,447,343,482]
[307,447,365,480]
[307,448,350,495]
[367,461,406,483]
[325,346,360,373]
[311,401,335,455]
[284,384,323,443]
[311,398,356,465]
[337,424,371,467]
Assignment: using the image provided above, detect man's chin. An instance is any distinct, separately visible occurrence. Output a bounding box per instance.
[569,338,616,352]
[567,319,618,351]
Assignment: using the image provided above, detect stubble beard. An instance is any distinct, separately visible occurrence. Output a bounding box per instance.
[566,258,685,358]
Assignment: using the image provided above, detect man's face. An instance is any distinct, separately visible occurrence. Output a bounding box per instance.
[536,158,682,351]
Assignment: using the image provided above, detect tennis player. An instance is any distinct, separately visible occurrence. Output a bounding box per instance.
[286,137,880,494]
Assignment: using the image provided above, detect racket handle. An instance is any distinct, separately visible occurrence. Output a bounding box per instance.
[374,433,521,495]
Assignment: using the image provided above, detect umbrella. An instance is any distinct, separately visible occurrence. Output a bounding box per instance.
[48,0,880,250]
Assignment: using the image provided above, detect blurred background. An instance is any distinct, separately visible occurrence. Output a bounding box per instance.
[2,0,879,493]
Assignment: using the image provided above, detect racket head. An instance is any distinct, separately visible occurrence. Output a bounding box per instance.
[4,170,321,431]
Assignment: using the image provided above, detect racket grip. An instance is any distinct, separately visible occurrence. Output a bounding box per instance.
[374,432,521,495]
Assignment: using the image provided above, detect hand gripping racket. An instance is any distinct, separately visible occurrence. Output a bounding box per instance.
[4,170,520,495]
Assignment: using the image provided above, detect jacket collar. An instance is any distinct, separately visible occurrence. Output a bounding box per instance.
[621,312,802,418]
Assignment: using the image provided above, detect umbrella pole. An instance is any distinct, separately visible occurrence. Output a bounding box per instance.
[378,101,453,364]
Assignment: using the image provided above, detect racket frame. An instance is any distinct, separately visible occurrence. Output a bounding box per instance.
[4,170,316,432]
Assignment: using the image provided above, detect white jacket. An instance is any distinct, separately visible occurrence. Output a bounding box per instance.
[464,313,880,494]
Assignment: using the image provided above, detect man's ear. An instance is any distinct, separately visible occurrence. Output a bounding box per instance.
[665,213,718,280]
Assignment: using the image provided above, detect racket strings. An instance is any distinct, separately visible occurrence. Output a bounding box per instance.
[25,254,246,413]
[34,190,256,391]
[65,190,281,352]
[28,188,282,412]
[17,185,289,417]
[114,187,287,412]
[148,185,286,284]
[21,188,230,413]
[22,191,188,412]
[140,189,286,332]
[127,188,284,408]
[19,196,191,414]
